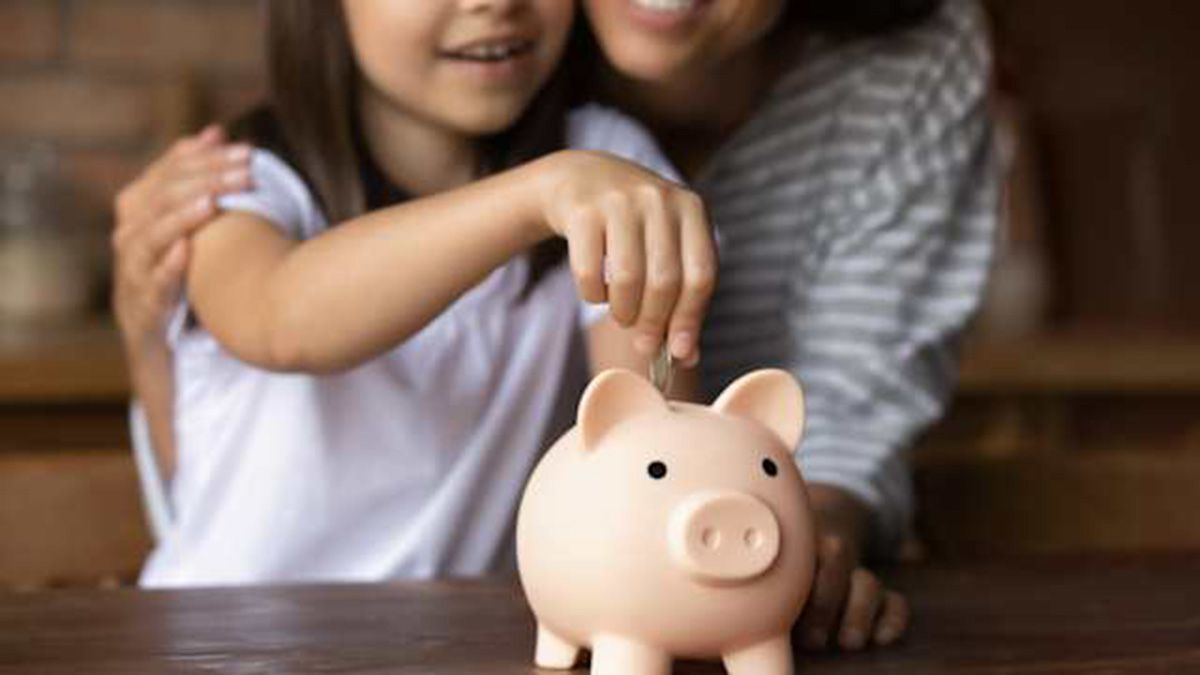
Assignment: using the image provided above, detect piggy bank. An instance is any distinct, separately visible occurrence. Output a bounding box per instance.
[516,368,816,675]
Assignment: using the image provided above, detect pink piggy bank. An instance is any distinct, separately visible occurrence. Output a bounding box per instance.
[516,368,816,674]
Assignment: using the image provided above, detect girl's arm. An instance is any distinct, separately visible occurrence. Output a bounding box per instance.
[189,150,717,374]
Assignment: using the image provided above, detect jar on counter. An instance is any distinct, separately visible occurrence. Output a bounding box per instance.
[0,146,101,324]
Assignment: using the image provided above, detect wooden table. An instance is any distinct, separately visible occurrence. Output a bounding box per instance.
[2,556,1198,673]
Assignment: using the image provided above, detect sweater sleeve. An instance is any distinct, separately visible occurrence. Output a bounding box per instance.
[787,0,1000,556]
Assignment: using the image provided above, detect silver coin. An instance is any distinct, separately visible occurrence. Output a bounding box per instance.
[650,342,674,395]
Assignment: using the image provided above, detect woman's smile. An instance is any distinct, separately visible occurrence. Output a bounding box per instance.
[626,0,715,33]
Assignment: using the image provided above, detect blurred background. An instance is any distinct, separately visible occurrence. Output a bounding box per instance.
[1,0,1197,589]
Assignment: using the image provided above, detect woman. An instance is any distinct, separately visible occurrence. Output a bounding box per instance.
[113,0,996,652]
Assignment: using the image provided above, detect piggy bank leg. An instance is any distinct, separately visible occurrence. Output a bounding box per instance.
[722,634,793,675]
[591,635,671,675]
[535,624,582,669]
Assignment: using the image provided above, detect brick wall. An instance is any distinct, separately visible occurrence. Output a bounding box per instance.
[0,0,265,222]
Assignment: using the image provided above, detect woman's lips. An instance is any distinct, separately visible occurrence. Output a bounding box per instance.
[625,0,711,32]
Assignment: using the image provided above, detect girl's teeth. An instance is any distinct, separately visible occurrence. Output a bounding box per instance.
[455,42,527,62]
[633,0,697,12]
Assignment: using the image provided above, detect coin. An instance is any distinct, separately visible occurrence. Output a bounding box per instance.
[650,342,674,395]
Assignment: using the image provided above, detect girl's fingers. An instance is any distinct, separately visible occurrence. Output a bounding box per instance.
[797,534,854,651]
[566,210,607,304]
[872,591,910,646]
[838,569,884,651]
[603,197,644,328]
[668,192,717,366]
[633,189,681,355]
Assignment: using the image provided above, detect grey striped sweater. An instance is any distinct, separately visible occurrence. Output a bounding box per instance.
[695,0,998,555]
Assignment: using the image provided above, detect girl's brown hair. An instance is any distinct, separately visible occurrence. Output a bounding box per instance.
[236,1,569,289]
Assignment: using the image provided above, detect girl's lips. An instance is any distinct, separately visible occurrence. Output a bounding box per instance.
[624,0,712,33]
[440,46,538,84]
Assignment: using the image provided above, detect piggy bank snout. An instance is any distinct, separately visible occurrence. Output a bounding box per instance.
[668,491,781,585]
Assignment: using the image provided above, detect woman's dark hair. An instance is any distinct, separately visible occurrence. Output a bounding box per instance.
[233,1,569,292]
[787,0,945,34]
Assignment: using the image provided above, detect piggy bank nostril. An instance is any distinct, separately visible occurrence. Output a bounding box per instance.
[744,528,764,549]
[701,527,721,550]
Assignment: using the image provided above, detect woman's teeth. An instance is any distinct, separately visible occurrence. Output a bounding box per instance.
[633,0,698,12]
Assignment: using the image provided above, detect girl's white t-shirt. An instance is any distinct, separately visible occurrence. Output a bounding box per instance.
[139,105,680,588]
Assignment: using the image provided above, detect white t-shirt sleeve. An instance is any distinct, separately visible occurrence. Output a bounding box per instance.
[217,150,326,240]
[166,149,325,346]
[565,104,683,327]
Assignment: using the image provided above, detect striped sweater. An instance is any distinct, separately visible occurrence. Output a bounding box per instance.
[695,0,999,555]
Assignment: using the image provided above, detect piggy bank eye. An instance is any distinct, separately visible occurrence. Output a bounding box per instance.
[762,458,779,477]
[647,461,668,480]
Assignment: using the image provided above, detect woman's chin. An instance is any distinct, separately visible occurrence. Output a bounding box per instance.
[607,47,697,85]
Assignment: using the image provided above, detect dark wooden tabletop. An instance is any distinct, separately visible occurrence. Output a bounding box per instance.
[2,555,1198,674]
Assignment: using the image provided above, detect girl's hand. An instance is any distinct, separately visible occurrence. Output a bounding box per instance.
[796,484,911,652]
[111,125,252,350]
[537,150,717,367]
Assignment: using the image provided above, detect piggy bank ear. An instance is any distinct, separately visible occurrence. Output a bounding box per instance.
[579,369,669,451]
[712,369,805,450]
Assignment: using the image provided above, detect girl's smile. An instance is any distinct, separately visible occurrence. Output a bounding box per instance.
[439,32,540,85]
[345,0,573,139]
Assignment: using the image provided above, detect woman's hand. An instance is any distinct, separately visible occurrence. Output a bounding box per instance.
[796,484,911,651]
[111,125,252,350]
[537,150,717,367]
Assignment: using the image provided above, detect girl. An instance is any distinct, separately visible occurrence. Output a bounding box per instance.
[131,0,717,587]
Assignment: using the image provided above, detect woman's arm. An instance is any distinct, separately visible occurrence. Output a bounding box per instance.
[791,0,998,651]
[126,343,178,479]
[112,125,253,478]
[189,150,717,374]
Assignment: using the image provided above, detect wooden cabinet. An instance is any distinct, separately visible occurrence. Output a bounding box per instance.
[0,320,150,588]
[914,332,1200,556]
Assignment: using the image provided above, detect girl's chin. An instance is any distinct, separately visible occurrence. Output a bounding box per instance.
[451,107,528,137]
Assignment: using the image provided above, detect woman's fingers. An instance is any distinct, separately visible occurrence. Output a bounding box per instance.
[838,568,884,651]
[138,195,215,267]
[797,534,854,650]
[667,191,715,366]
[145,127,221,185]
[873,590,910,646]
[153,238,191,301]
[603,196,644,328]
[154,144,252,221]
[633,187,681,355]
[122,142,250,270]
